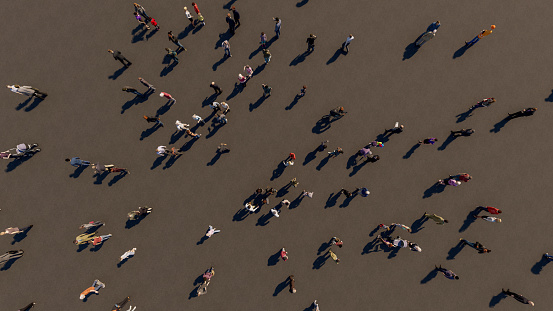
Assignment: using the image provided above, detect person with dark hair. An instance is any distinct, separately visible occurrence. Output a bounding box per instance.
[477,206,502,214]
[451,128,475,136]
[262,83,272,97]
[260,32,268,48]
[165,47,179,64]
[502,289,535,306]
[128,206,152,220]
[328,147,343,158]
[133,3,150,20]
[288,275,296,293]
[210,82,223,94]
[143,115,164,127]
[306,34,317,52]
[18,302,35,311]
[273,17,281,38]
[107,49,132,67]
[122,86,143,97]
[112,296,130,311]
[331,237,343,248]
[318,140,329,151]
[384,122,404,135]
[460,238,491,253]
[226,13,236,35]
[435,265,459,280]
[231,6,240,27]
[79,221,104,230]
[0,250,24,264]
[470,98,495,110]
[263,49,271,64]
[419,137,438,145]
[507,107,537,119]
[168,31,186,51]
[298,85,307,97]
[138,77,155,92]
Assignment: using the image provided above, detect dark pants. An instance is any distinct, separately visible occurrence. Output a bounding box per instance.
[307,44,315,52]
[116,57,132,67]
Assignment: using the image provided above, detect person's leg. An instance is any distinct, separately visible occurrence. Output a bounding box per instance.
[345,43,349,52]
[466,36,479,46]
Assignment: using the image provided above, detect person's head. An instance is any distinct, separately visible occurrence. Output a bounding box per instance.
[399,125,404,129]
[107,49,113,54]
[483,249,491,253]
[303,85,307,89]
[444,219,449,223]
[336,259,341,263]
[227,13,231,17]
[497,209,503,214]
[80,294,86,300]
[497,219,502,223]
[274,17,279,22]
[491,25,496,29]
[261,32,265,35]
[184,6,187,10]
[65,158,70,162]
[133,12,138,16]
[436,21,440,24]
[454,275,459,280]
[349,34,353,38]
[211,82,215,85]
[192,2,196,5]
[73,240,78,244]
[309,33,314,37]
[231,6,236,10]
[168,31,172,35]
[528,301,534,307]
[339,107,344,112]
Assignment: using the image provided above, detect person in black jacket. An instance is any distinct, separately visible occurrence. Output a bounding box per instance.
[306,34,317,52]
[231,6,240,27]
[502,289,534,306]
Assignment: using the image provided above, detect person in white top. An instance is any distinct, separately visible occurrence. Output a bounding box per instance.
[245,202,258,212]
[219,102,230,113]
[6,85,48,99]
[120,248,136,261]
[156,146,167,156]
[209,102,220,112]
[341,34,354,53]
[183,7,194,25]
[192,114,205,125]
[205,225,220,237]
[175,120,189,131]
[271,208,280,218]
[474,215,502,223]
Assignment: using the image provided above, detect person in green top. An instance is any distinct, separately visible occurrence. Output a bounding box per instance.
[165,48,179,64]
[262,84,272,97]
[424,212,449,225]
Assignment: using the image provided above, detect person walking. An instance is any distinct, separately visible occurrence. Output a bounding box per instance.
[149,17,160,30]
[245,202,258,212]
[112,297,131,311]
[342,34,354,53]
[80,280,106,300]
[218,143,230,153]
[92,234,112,246]
[306,34,317,52]
[470,98,496,110]
[143,115,164,127]
[6,85,48,99]
[502,289,535,306]
[460,238,491,253]
[424,213,449,225]
[133,12,150,29]
[194,13,205,27]
[465,25,495,47]
[66,157,92,167]
[507,108,537,119]
[418,137,438,145]
[122,86,143,97]
[79,221,104,230]
[168,31,186,51]
[331,237,343,248]
[120,248,136,261]
[283,153,296,166]
[133,3,150,20]
[192,114,205,125]
[474,215,502,223]
[226,13,236,35]
[244,65,253,78]
[290,177,299,188]
[175,120,190,132]
[390,223,412,233]
[451,128,475,136]
[183,7,194,26]
[192,2,200,14]
[263,49,272,64]
[231,6,240,27]
[271,208,280,218]
[477,206,502,214]
[280,248,288,261]
[138,77,155,92]
[222,40,231,57]
[298,85,307,97]
[165,47,179,64]
[273,17,281,38]
[18,302,36,311]
[205,225,220,238]
[543,253,553,261]
[262,83,272,97]
[416,29,436,47]
[260,32,268,48]
[328,249,340,264]
[210,82,223,94]
[302,190,314,198]
[288,275,296,293]
[0,225,33,236]
[160,91,176,103]
[328,147,343,158]
[435,265,459,280]
[108,49,132,67]
[384,122,404,135]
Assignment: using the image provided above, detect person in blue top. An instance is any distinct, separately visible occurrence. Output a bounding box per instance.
[435,265,459,280]
[273,17,281,38]
[66,157,91,167]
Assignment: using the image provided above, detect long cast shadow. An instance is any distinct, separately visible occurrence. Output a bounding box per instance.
[423,182,446,198]
[270,162,286,181]
[273,277,289,296]
[5,156,33,173]
[315,155,331,171]
[160,62,177,77]
[207,152,222,166]
[131,25,148,43]
[223,0,237,9]
[69,165,87,178]
[312,253,329,269]
[456,108,473,123]
[145,28,158,40]
[303,147,319,166]
[249,95,267,111]
[227,83,243,101]
[296,0,309,7]
[256,212,272,226]
[232,208,249,222]
[411,214,427,234]
[267,250,281,266]
[151,156,166,170]
[452,45,469,59]
[15,97,33,111]
[108,66,128,80]
[459,207,480,232]
[212,55,230,71]
[531,256,550,274]
[446,240,465,260]
[311,119,331,134]
[545,89,553,102]
[108,171,128,186]
[326,48,344,65]
[93,171,110,185]
[285,95,301,110]
[437,134,458,151]
[156,100,175,116]
[324,192,340,208]
[420,268,438,284]
[178,25,193,39]
[490,118,511,133]
[140,124,162,141]
[317,241,331,255]
[11,227,32,244]
[169,130,186,144]
[290,52,309,66]
[349,159,369,177]
[403,143,421,159]
[489,292,507,308]
[23,97,43,112]
[402,42,419,60]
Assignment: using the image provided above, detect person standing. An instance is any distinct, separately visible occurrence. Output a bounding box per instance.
[168,31,186,51]
[210,82,223,94]
[108,49,132,67]
[80,280,106,300]
[244,65,253,78]
[273,17,281,38]
[306,34,317,52]
[138,77,155,92]
[298,85,307,97]
[183,7,194,26]
[477,206,502,214]
[231,6,240,27]
[143,115,164,127]
[222,40,232,57]
[424,213,449,225]
[219,102,230,113]
[465,25,495,46]
[263,49,271,64]
[288,275,296,293]
[331,237,343,248]
[262,84,272,97]
[260,32,268,48]
[226,13,236,35]
[160,91,176,103]
[6,85,48,99]
[122,86,143,97]
[18,302,36,311]
[165,47,179,64]
[502,289,535,306]
[120,248,136,261]
[435,265,459,280]
[328,249,340,264]
[418,137,438,145]
[507,108,537,119]
[460,238,491,253]
[342,34,354,53]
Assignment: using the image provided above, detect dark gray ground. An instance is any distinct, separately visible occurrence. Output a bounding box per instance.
[2,0,553,310]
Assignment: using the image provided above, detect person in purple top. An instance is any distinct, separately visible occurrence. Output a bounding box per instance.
[419,138,438,145]
[435,265,459,280]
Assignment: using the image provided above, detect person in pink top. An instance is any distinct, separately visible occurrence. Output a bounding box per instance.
[280,248,288,261]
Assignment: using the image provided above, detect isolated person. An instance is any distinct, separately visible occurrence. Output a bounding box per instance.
[290,177,299,188]
[301,190,314,198]
[205,225,220,238]
[470,98,495,110]
[298,85,307,97]
[451,129,475,136]
[0,225,33,235]
[0,250,24,264]
[416,29,436,47]
[144,115,163,127]
[128,206,152,220]
[465,25,495,47]
[222,40,231,57]
[18,302,36,311]
[120,248,136,261]
[160,91,176,103]
[183,7,194,25]
[283,153,296,166]
[108,49,132,67]
[384,122,404,135]
[112,296,131,311]
[507,107,537,119]
[66,157,91,167]
[306,34,317,52]
[210,82,223,94]
[6,85,48,99]
[424,213,449,225]
[502,289,534,306]
[460,238,491,253]
[80,221,104,230]
[226,13,236,34]
[435,265,459,280]
[342,34,354,53]
[80,279,106,300]
[288,275,296,293]
[165,47,179,64]
[122,86,143,97]
[331,237,343,248]
[262,83,272,97]
[138,77,155,92]
[260,32,268,48]
[218,143,230,153]
[263,49,272,64]
[273,17,281,38]
[280,248,288,261]
[419,137,438,145]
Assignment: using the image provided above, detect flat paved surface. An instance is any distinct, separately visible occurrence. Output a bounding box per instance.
[2,0,553,310]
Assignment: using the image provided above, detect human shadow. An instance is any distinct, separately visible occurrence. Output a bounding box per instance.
[422,182,445,198]
[160,62,177,77]
[361,238,380,255]
[214,32,232,50]
[156,100,175,116]
[131,25,148,43]
[531,256,550,274]
[0,258,23,271]
[249,38,276,59]
[169,130,186,144]
[268,250,281,266]
[150,156,166,170]
[117,255,135,268]
[489,292,507,308]
[288,194,304,210]
[205,123,223,140]
[76,243,89,252]
[140,124,162,141]
[212,55,229,71]
[456,108,473,123]
[446,240,465,260]
[489,118,511,133]
[253,63,266,76]
[23,97,43,112]
[315,155,330,171]
[273,277,289,296]
[145,28,158,40]
[285,95,301,110]
[312,253,329,269]
[108,66,128,80]
[121,93,150,114]
[387,247,401,259]
[296,0,309,7]
[249,95,267,111]
[324,192,339,209]
[69,165,87,178]
[290,52,309,66]
[93,171,110,185]
[349,159,369,177]
[180,137,200,152]
[459,207,480,232]
[420,268,438,284]
[11,228,32,245]
[303,147,319,166]
[232,208,249,222]
[545,89,553,102]
[270,162,285,181]
[411,214,427,234]
[452,45,470,59]
[223,0,237,9]
[339,195,355,208]
[311,119,331,134]
[276,184,291,198]
[5,156,32,173]
[15,97,33,111]
[202,94,219,107]
[89,242,105,252]
[207,152,222,166]
[317,241,331,255]
[326,48,345,65]
[196,235,208,245]
[403,143,421,159]
[108,171,128,186]
[402,42,419,61]
[178,25,193,40]
[227,83,243,101]
[437,134,458,151]
[125,217,145,229]
[256,212,272,226]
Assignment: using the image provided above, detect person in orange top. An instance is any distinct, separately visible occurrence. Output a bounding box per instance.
[80,279,105,300]
[465,25,495,46]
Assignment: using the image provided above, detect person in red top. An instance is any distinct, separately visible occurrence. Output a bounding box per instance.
[459,173,472,182]
[283,153,296,166]
[92,234,112,246]
[192,2,200,14]
[477,206,502,214]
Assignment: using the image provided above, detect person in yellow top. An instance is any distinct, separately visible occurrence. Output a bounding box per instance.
[466,25,495,46]
[328,249,340,264]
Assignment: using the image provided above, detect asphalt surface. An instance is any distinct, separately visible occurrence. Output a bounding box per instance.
[2,0,553,310]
